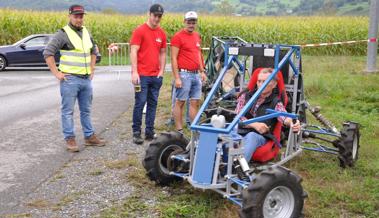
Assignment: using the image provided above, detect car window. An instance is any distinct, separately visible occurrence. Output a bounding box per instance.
[25,37,48,47]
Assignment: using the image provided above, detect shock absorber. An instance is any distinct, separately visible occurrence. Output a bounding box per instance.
[308,105,339,134]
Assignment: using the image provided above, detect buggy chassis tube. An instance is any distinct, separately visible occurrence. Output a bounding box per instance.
[191,46,300,134]
[240,109,298,126]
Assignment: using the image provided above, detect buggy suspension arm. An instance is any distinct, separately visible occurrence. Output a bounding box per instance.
[306,102,339,134]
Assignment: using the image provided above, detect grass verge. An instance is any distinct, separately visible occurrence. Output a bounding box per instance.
[102,55,379,218]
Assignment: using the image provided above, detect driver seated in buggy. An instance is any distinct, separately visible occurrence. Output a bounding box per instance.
[235,67,301,162]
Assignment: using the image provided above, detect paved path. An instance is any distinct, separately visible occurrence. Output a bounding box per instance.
[0,67,134,214]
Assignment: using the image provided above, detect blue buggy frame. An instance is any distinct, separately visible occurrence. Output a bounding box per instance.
[143,36,360,217]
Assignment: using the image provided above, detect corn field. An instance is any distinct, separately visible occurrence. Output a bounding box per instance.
[0,9,368,56]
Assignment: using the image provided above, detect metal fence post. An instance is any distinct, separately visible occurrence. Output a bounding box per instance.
[108,49,111,66]
[366,0,379,73]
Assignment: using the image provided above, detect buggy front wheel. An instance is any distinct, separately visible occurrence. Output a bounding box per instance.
[142,131,189,186]
[240,166,307,218]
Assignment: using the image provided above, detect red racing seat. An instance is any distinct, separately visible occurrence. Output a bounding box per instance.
[247,68,288,162]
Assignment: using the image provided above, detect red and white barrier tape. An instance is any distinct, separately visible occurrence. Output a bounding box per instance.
[298,39,370,48]
[107,38,374,54]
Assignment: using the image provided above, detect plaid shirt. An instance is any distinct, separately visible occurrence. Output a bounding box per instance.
[235,92,287,123]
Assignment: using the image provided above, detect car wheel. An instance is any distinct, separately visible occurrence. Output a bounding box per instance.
[0,55,7,71]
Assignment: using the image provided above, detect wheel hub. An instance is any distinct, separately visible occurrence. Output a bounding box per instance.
[159,144,184,175]
[0,58,4,69]
[352,134,358,159]
[263,186,295,218]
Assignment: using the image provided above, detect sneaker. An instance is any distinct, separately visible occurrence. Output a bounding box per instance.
[84,134,106,147]
[145,133,157,141]
[177,129,184,135]
[133,134,144,144]
[66,137,79,152]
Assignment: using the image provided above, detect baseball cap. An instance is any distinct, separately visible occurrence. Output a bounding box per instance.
[185,11,198,20]
[150,4,164,15]
[69,5,86,15]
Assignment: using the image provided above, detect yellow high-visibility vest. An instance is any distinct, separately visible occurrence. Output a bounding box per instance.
[59,25,93,75]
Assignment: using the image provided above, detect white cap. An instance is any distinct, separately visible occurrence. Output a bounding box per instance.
[185,11,198,20]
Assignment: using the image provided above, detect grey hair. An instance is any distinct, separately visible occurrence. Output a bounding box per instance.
[259,68,278,81]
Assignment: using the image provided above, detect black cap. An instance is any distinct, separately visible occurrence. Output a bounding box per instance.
[149,4,164,15]
[69,5,86,15]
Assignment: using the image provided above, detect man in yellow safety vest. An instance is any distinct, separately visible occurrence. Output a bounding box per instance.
[44,5,105,152]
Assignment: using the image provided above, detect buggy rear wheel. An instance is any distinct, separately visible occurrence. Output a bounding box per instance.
[337,121,360,168]
[240,166,307,218]
[142,131,189,186]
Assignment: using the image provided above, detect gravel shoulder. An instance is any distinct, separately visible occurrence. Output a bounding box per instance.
[3,108,151,218]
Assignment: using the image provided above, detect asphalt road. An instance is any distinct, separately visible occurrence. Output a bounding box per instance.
[0,67,134,214]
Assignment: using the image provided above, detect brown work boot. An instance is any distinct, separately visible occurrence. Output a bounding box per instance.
[84,134,106,147]
[66,137,79,152]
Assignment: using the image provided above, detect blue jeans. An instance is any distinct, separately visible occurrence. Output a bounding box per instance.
[242,132,267,162]
[60,75,94,140]
[132,76,163,135]
[231,127,267,162]
[175,71,202,101]
[171,82,190,124]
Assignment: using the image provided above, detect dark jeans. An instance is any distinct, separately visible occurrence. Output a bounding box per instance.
[132,76,163,136]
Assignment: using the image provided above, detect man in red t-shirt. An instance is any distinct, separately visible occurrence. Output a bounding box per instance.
[130,4,167,144]
[171,11,207,133]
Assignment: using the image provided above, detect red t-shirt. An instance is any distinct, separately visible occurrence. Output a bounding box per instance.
[130,23,167,76]
[171,30,202,71]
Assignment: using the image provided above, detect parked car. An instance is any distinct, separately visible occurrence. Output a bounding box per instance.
[0,34,101,71]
